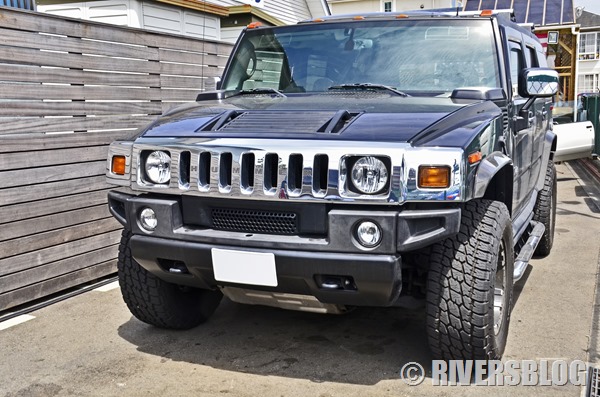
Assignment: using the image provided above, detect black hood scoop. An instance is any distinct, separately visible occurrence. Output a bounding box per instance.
[197,109,359,134]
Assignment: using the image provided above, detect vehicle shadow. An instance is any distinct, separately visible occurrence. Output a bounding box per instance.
[118,299,431,385]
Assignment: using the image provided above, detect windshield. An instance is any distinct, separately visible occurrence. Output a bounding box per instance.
[221,19,500,95]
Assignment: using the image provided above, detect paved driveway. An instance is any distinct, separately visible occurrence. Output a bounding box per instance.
[1,163,599,397]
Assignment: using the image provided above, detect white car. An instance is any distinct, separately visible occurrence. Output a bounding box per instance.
[553,121,595,162]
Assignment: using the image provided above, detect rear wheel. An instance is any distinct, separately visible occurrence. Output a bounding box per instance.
[532,160,557,257]
[117,230,222,329]
[426,200,514,360]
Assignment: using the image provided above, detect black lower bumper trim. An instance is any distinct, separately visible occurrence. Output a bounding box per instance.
[130,235,403,307]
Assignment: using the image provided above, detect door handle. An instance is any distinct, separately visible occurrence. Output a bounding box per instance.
[528,111,535,127]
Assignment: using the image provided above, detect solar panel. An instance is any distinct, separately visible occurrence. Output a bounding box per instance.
[461,0,575,26]
[513,0,528,23]
[481,0,496,10]
[464,1,480,11]
[528,3,544,25]
[496,0,513,9]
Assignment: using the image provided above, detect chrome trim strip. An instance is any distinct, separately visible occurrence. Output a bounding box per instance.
[108,138,465,204]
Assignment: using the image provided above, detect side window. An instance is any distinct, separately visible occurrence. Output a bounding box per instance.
[509,42,523,96]
[524,45,539,68]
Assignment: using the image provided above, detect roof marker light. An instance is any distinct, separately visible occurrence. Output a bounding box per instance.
[247,22,262,29]
[313,18,324,22]
[353,16,365,20]
[480,10,494,16]
[396,14,409,19]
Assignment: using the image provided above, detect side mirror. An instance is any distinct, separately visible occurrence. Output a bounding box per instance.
[518,68,559,98]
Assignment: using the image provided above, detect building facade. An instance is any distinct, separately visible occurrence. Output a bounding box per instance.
[35,0,330,42]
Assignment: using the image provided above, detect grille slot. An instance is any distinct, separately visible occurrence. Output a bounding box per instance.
[264,153,279,194]
[313,154,329,196]
[179,151,190,189]
[198,151,211,190]
[240,152,255,192]
[288,154,303,194]
[212,208,298,235]
[219,152,232,191]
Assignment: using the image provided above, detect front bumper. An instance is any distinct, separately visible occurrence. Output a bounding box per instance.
[108,190,461,307]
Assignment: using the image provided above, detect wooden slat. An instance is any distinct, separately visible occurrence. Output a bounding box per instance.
[0,176,109,206]
[0,229,122,276]
[0,64,162,88]
[0,26,159,60]
[0,114,154,135]
[1,246,117,293]
[0,160,105,188]
[0,259,117,311]
[0,7,232,55]
[0,204,111,242]
[0,146,107,170]
[0,82,197,101]
[0,46,222,75]
[0,189,111,224]
[0,100,163,117]
[0,217,120,259]
[158,48,229,67]
[0,130,138,153]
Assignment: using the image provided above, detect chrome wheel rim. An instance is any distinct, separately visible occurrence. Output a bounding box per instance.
[494,240,506,335]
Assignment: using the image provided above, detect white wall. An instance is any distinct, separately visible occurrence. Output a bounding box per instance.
[328,0,453,14]
[38,0,138,26]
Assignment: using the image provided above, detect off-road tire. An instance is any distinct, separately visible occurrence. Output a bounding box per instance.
[426,200,514,360]
[117,230,222,329]
[532,160,557,257]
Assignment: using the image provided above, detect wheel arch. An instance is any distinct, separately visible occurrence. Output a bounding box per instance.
[471,153,514,215]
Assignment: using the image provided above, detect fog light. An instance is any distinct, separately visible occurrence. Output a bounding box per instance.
[355,221,382,248]
[140,208,157,231]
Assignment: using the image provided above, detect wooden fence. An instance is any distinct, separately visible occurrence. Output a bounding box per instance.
[0,6,233,311]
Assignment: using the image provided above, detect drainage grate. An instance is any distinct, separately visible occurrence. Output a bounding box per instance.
[211,208,298,235]
[588,366,600,397]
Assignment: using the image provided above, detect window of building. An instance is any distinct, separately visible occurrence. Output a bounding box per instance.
[579,33,599,60]
[578,74,598,93]
[383,1,393,12]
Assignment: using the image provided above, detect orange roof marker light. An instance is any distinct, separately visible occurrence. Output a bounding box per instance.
[396,14,409,19]
[313,18,325,22]
[353,16,365,20]
[247,22,263,29]
[480,10,494,17]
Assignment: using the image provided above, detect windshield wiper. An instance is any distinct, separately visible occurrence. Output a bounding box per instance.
[329,83,409,97]
[233,87,287,98]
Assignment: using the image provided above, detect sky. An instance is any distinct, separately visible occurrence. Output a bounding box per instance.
[575,0,600,15]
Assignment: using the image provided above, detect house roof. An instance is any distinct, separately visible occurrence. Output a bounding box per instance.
[577,9,600,29]
[463,0,575,26]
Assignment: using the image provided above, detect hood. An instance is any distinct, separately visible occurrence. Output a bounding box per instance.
[140,93,501,144]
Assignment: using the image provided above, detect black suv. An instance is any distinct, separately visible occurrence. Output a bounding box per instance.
[106,9,559,360]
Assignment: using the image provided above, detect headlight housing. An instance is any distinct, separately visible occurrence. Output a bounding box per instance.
[350,156,389,194]
[144,151,171,184]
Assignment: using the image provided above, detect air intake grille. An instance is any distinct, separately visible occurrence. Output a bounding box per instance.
[211,208,298,235]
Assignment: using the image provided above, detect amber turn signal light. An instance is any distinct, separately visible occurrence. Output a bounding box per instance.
[247,22,262,29]
[111,155,126,175]
[418,166,451,188]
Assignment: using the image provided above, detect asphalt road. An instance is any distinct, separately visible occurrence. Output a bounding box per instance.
[1,162,599,397]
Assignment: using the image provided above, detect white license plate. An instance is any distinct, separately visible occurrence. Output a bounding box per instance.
[211,248,278,287]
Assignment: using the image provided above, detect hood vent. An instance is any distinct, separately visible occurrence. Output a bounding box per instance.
[197,110,359,134]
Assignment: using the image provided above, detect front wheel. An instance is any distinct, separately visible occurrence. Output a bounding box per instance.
[117,230,223,329]
[426,200,514,360]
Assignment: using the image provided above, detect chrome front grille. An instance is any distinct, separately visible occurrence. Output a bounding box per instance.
[211,208,298,235]
[120,138,464,204]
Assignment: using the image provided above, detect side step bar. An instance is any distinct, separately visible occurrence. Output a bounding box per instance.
[513,220,545,283]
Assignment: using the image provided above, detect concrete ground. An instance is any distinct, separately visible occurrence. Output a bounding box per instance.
[1,162,600,397]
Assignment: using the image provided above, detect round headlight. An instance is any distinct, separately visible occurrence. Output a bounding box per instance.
[139,207,157,231]
[355,221,382,248]
[145,151,171,184]
[351,157,388,194]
